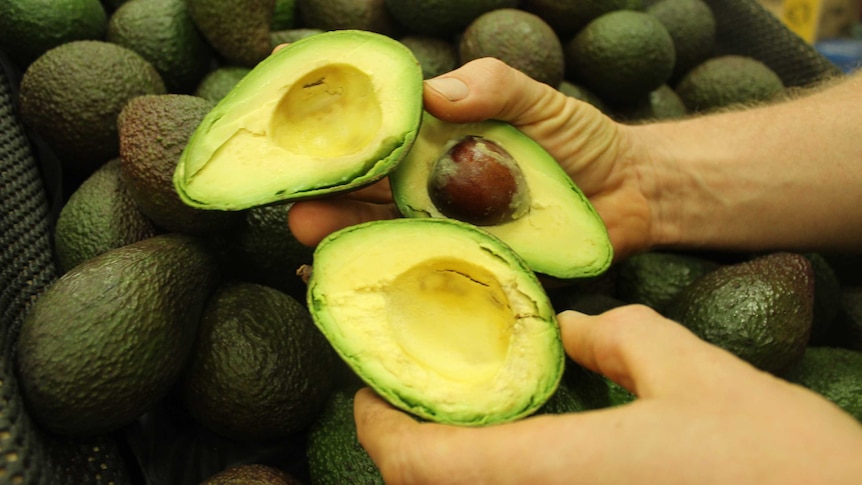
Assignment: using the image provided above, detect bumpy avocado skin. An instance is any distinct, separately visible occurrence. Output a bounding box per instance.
[666,252,814,375]
[16,233,221,437]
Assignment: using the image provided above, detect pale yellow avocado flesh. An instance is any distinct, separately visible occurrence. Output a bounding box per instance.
[175,30,423,210]
[308,218,564,425]
[390,113,613,279]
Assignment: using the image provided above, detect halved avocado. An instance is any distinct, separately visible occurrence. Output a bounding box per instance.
[390,112,613,279]
[174,29,424,210]
[307,217,565,426]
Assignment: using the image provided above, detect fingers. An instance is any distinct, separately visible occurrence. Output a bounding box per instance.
[557,306,741,399]
[423,57,569,127]
[354,388,464,484]
[353,388,578,485]
[353,388,418,463]
[343,178,393,204]
[288,199,401,247]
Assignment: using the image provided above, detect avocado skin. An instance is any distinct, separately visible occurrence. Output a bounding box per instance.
[118,94,241,235]
[666,252,814,375]
[186,0,274,67]
[17,40,166,173]
[646,0,716,81]
[224,203,315,300]
[783,346,862,423]
[106,0,214,93]
[383,0,518,37]
[804,252,842,345]
[565,10,675,105]
[616,251,720,314]
[0,0,107,68]
[674,55,785,113]
[16,233,221,437]
[194,66,252,103]
[53,158,159,273]
[539,359,635,414]
[306,387,384,485]
[522,0,642,39]
[613,84,689,123]
[400,36,458,79]
[297,0,397,35]
[459,8,565,87]
[202,463,303,484]
[181,281,336,442]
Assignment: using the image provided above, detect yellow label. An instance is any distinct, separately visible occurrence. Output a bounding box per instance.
[780,0,824,43]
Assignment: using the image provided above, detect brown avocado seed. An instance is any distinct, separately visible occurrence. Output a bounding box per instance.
[427,135,530,226]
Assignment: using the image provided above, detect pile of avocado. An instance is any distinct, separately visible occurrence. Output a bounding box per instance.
[2,0,861,484]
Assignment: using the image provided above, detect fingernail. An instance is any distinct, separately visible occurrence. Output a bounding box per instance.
[425,77,469,102]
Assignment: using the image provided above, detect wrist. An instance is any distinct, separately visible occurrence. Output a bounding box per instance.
[615,122,681,255]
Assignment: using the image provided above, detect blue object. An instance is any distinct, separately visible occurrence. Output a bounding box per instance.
[815,38,862,73]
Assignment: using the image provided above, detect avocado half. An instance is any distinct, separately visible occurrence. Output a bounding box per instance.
[390,112,613,279]
[307,217,565,426]
[174,30,424,210]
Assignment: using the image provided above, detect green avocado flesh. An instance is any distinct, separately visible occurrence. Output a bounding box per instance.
[174,30,424,210]
[307,218,565,426]
[390,112,613,279]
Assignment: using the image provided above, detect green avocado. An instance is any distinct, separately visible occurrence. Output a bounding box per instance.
[185,0,273,67]
[118,94,242,235]
[307,217,565,426]
[106,0,214,94]
[615,250,720,314]
[174,30,424,210]
[202,464,302,485]
[16,233,221,437]
[666,252,814,375]
[674,55,785,113]
[565,9,675,105]
[0,0,107,69]
[782,346,862,422]
[53,158,159,273]
[181,281,336,441]
[459,8,566,87]
[389,111,613,280]
[17,40,166,173]
[306,387,383,485]
[194,66,252,103]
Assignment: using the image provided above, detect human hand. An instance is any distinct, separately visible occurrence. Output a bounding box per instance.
[353,305,862,485]
[289,57,655,260]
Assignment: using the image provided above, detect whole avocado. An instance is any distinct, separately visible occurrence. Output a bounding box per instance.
[16,233,221,436]
[17,40,165,173]
[118,94,241,235]
[666,252,814,375]
[383,0,518,37]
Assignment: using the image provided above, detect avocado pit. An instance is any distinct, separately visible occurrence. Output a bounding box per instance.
[428,135,530,226]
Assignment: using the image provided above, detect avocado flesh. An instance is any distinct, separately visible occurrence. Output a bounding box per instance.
[390,112,613,280]
[307,218,564,426]
[174,30,423,210]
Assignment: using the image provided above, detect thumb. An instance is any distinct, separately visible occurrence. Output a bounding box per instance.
[556,306,740,399]
[423,57,569,126]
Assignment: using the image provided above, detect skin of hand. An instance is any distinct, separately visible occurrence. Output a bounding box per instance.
[354,306,862,485]
[288,57,654,261]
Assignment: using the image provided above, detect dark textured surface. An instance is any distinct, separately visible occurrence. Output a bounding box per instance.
[704,0,843,86]
[1,50,133,484]
[0,1,843,483]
